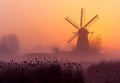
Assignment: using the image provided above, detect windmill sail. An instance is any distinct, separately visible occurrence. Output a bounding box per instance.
[80,8,83,27]
[84,15,98,27]
[67,32,78,43]
[65,17,80,29]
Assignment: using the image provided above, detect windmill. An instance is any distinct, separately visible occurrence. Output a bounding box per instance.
[65,8,98,53]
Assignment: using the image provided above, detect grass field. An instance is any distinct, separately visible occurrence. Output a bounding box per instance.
[0,55,120,83]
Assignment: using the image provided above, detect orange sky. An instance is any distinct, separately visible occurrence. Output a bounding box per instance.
[0,0,120,50]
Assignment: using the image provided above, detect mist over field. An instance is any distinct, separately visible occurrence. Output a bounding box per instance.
[0,33,119,83]
[0,47,119,68]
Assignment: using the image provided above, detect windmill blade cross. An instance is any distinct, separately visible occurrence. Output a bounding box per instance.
[80,8,83,27]
[65,17,80,29]
[67,32,78,43]
[84,15,98,27]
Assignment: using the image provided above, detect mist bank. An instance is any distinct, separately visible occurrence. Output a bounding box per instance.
[0,48,120,68]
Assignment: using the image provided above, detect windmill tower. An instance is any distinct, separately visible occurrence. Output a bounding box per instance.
[65,8,98,53]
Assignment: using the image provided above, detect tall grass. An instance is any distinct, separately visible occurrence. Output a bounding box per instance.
[0,57,85,83]
[86,61,120,83]
[1,56,120,83]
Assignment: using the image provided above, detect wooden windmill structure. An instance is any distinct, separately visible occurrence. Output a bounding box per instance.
[65,8,98,53]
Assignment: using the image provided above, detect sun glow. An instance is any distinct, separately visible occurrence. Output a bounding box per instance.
[0,0,120,50]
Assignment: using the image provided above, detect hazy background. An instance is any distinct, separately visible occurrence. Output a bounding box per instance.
[0,0,120,52]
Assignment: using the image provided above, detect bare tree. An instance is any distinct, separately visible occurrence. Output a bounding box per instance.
[89,35,102,53]
[0,34,20,54]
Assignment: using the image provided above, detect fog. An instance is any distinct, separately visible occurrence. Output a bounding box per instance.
[0,47,120,69]
[0,34,119,68]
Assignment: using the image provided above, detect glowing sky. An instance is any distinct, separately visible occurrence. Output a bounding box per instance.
[0,0,120,50]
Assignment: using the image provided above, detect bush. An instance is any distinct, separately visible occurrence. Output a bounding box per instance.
[51,45,60,54]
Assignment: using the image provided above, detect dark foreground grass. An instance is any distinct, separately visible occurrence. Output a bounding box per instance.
[1,57,120,83]
[0,57,85,83]
[86,61,120,83]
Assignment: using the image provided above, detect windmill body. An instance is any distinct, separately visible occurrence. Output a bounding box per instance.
[76,28,89,52]
[65,8,98,53]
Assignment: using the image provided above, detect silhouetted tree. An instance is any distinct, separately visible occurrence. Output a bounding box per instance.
[89,35,102,53]
[0,34,20,54]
